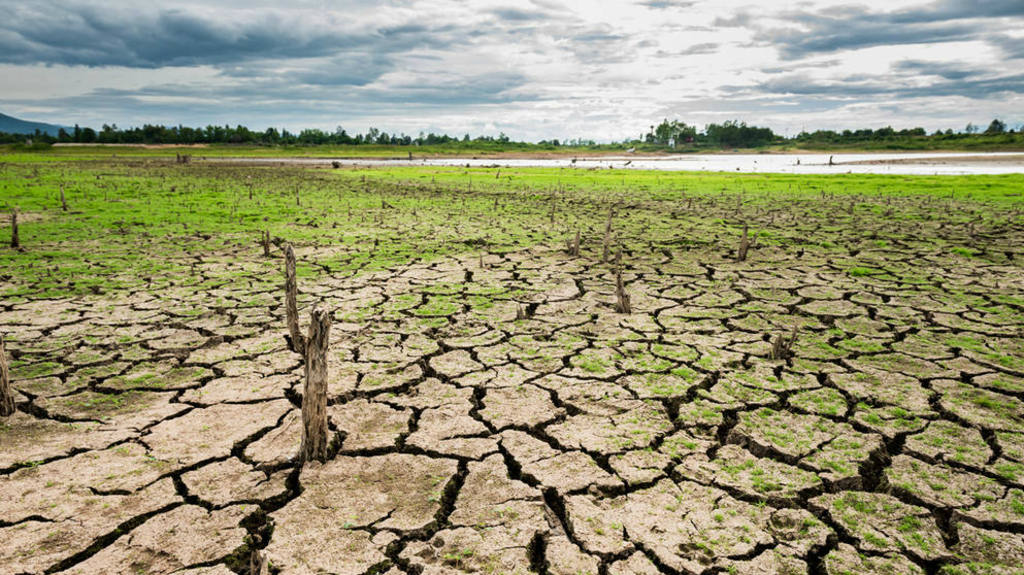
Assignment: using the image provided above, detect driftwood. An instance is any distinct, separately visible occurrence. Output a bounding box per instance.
[300,306,331,462]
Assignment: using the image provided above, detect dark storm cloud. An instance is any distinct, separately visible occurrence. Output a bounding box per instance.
[489,8,549,21]
[737,70,1024,101]
[22,67,536,115]
[991,34,1024,58]
[0,1,464,68]
[892,60,975,81]
[637,0,697,10]
[743,0,1024,60]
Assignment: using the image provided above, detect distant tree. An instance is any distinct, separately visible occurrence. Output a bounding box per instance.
[964,122,979,134]
[985,119,1007,134]
[649,119,698,146]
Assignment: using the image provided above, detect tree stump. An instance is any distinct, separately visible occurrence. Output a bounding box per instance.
[602,208,614,262]
[301,306,331,463]
[770,326,799,360]
[736,223,750,262]
[284,245,307,355]
[614,271,631,314]
[261,230,271,257]
[1,335,14,416]
[10,210,19,249]
[250,549,269,575]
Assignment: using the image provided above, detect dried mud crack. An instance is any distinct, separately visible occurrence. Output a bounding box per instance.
[2,162,1024,575]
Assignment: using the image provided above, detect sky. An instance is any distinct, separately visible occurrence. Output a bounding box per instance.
[0,0,1021,141]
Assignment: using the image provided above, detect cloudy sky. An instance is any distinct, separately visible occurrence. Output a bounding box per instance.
[0,0,1021,141]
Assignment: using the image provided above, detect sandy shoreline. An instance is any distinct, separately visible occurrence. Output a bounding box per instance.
[840,154,1024,166]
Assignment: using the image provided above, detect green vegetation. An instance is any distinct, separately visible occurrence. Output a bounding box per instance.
[0,148,1022,301]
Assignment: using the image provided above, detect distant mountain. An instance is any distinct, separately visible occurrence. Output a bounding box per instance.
[0,112,65,136]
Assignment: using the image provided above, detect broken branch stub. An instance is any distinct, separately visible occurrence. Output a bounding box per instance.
[1,335,14,416]
[300,306,331,463]
[284,244,307,355]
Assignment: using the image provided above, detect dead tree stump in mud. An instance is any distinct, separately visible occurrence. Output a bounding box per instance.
[566,231,580,258]
[1,335,14,416]
[10,210,19,249]
[736,223,750,262]
[284,245,307,355]
[770,326,799,360]
[301,306,331,463]
[249,549,269,575]
[614,271,631,314]
[260,230,271,257]
[602,208,614,263]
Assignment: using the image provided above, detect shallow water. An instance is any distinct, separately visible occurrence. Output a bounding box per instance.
[216,151,1024,175]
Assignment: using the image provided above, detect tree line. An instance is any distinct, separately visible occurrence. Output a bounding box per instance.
[641,118,1016,149]
[1,117,1018,149]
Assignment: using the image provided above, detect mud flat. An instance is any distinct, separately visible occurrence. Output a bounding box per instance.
[1,160,1023,574]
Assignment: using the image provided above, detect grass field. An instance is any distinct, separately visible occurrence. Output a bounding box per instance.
[1,152,1023,574]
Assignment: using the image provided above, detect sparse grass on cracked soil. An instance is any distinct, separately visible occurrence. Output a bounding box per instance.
[1,156,1023,575]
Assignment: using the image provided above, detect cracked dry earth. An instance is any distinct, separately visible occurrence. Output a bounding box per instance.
[3,218,1024,575]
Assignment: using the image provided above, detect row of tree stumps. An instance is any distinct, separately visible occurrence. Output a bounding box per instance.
[561,209,797,358]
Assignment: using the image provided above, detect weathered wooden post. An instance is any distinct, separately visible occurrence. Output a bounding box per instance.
[284,245,306,355]
[10,210,19,249]
[301,306,331,462]
[1,335,14,416]
[60,185,68,211]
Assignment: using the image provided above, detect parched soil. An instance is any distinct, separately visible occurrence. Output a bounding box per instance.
[1,164,1024,575]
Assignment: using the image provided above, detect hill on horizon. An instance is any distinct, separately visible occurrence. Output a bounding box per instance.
[0,111,65,137]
